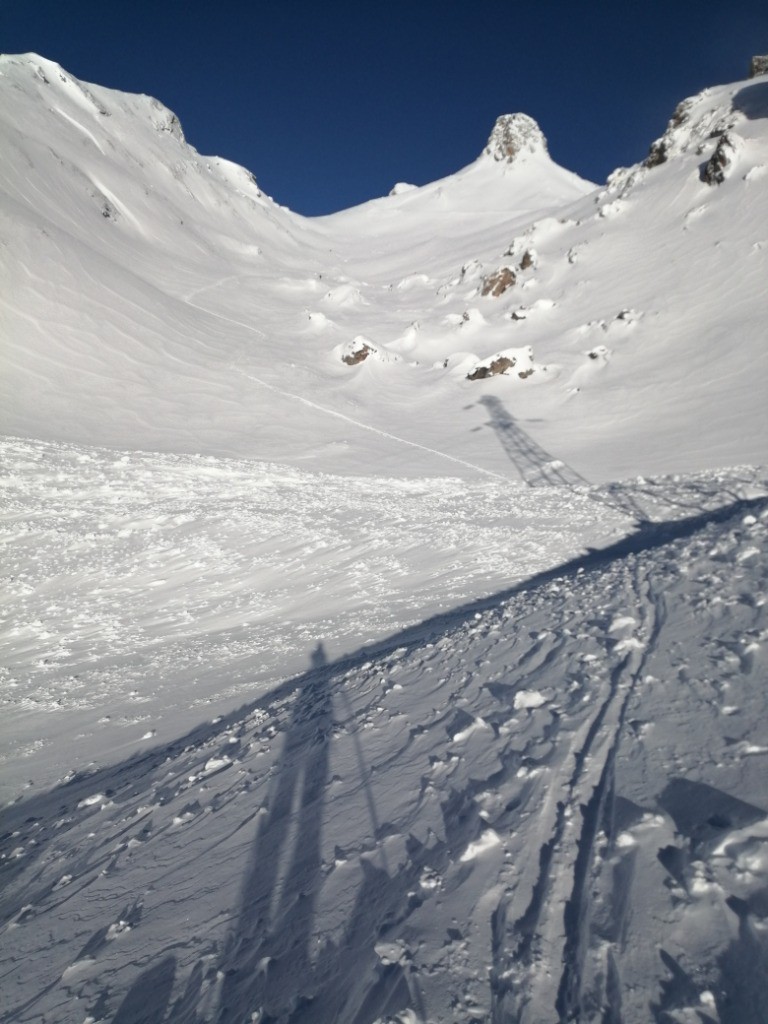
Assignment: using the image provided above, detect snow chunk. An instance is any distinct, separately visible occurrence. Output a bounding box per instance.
[77,793,108,809]
[609,615,637,633]
[452,717,493,743]
[514,690,547,710]
[322,283,367,307]
[613,636,645,653]
[460,828,502,862]
[375,939,411,965]
[396,274,430,290]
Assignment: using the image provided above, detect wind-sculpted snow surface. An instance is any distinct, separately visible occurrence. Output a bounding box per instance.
[1,479,767,1023]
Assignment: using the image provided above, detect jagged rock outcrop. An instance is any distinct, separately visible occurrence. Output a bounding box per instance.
[640,87,752,188]
[484,114,547,162]
[643,100,693,168]
[701,131,739,185]
[467,355,516,380]
[149,98,185,141]
[749,55,768,78]
[480,248,536,296]
[341,341,374,365]
[481,267,516,297]
[339,336,400,366]
[466,346,538,381]
[644,138,670,168]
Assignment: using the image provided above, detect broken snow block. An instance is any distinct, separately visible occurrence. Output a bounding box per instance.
[480,267,516,297]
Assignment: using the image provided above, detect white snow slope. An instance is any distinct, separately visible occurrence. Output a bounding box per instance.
[1,54,768,1024]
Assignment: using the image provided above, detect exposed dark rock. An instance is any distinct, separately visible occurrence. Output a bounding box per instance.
[700,131,738,185]
[484,114,547,163]
[480,267,516,297]
[670,100,693,128]
[643,138,669,168]
[342,343,374,365]
[643,99,694,169]
[467,355,516,380]
[519,250,535,271]
[749,55,768,78]
[150,99,185,141]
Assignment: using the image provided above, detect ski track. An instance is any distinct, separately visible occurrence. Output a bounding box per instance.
[236,366,510,483]
[1,480,766,1024]
[186,292,510,484]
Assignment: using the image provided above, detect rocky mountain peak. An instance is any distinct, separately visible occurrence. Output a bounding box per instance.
[484,113,548,163]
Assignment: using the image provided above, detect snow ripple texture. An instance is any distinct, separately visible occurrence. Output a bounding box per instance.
[1,455,767,1024]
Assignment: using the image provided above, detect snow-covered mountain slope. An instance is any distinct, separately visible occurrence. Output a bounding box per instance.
[2,54,765,479]
[2,53,768,1024]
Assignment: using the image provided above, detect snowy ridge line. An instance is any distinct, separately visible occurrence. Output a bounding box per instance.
[184,294,510,481]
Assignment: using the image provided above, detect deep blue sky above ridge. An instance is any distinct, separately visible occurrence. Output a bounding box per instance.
[2,0,766,215]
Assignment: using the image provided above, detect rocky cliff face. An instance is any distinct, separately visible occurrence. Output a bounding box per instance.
[484,113,548,162]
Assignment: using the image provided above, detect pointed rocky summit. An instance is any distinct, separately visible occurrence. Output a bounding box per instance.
[484,113,548,162]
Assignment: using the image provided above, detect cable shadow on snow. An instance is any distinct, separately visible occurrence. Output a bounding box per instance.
[478,394,589,488]
[2,496,767,1023]
[478,394,651,521]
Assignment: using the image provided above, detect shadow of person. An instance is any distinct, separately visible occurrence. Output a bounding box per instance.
[310,642,327,670]
[112,956,177,1024]
[215,666,332,1023]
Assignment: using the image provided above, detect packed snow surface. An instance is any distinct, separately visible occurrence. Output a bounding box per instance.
[1,54,768,1023]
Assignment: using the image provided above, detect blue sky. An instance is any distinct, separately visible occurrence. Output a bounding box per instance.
[2,0,766,214]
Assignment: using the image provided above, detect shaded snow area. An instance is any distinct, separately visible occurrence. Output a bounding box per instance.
[2,478,767,1024]
[2,54,768,1023]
